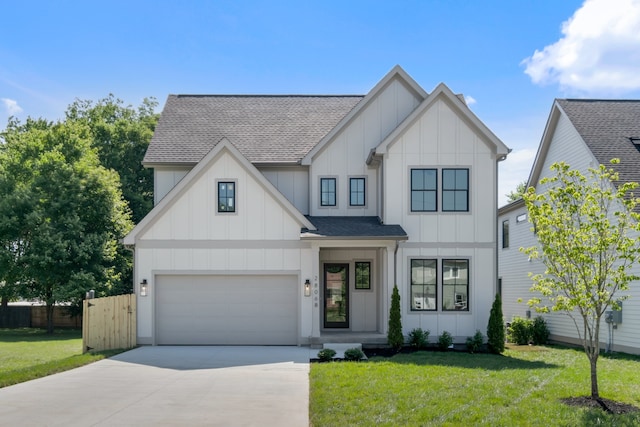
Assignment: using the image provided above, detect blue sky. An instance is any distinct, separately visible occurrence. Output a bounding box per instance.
[3,0,640,206]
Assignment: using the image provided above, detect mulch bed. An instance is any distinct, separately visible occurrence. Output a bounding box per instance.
[561,396,640,415]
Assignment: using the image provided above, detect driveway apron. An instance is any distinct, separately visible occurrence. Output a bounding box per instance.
[0,346,312,426]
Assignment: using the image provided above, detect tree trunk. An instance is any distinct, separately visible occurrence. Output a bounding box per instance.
[46,303,54,335]
[589,355,599,399]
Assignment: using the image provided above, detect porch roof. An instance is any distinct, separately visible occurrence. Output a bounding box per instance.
[301,216,408,240]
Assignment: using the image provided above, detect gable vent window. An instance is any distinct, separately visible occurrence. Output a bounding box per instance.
[218,181,236,213]
[631,137,640,152]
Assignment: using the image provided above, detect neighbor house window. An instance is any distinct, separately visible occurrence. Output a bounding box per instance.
[516,213,527,223]
[442,259,469,311]
[320,178,336,206]
[502,220,509,248]
[355,261,371,289]
[411,169,437,212]
[218,181,235,213]
[411,259,437,310]
[442,169,469,212]
[350,177,365,206]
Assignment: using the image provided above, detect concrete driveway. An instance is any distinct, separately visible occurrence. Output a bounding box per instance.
[0,346,313,426]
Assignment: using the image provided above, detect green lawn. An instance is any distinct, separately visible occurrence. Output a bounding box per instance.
[0,328,123,388]
[310,345,640,426]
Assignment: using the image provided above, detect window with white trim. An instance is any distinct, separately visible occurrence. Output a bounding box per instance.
[320,178,336,207]
[411,169,437,212]
[410,259,437,311]
[442,259,469,311]
[442,168,469,212]
[349,177,365,207]
[218,181,235,213]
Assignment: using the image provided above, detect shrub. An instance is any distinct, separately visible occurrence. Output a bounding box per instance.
[317,348,336,362]
[407,328,429,349]
[508,317,532,345]
[437,331,453,351]
[531,316,550,345]
[343,348,366,361]
[466,330,484,353]
[387,284,404,351]
[487,293,505,354]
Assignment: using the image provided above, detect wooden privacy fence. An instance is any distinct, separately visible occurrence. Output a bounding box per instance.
[82,294,136,353]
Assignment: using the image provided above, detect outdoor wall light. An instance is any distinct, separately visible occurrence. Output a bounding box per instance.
[140,279,148,297]
[304,279,311,297]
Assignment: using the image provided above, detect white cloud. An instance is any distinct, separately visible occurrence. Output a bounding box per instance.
[498,147,537,207]
[522,0,640,93]
[464,95,477,106]
[1,98,23,115]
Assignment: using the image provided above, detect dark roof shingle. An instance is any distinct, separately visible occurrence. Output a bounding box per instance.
[302,216,407,239]
[144,95,364,164]
[557,99,640,186]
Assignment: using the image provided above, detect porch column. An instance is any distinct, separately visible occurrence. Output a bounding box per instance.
[383,243,398,335]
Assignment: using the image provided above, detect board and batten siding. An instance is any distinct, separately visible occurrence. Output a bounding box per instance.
[134,149,314,344]
[499,111,640,355]
[309,76,422,216]
[260,167,309,215]
[382,96,499,340]
[154,167,190,205]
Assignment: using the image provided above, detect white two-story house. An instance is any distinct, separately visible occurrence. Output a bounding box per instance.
[499,99,640,355]
[123,65,510,346]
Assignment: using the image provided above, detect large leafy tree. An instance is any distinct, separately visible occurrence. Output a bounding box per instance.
[0,118,133,333]
[65,95,158,224]
[506,180,527,203]
[522,160,640,401]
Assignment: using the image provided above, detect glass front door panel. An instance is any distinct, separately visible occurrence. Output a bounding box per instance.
[324,264,349,328]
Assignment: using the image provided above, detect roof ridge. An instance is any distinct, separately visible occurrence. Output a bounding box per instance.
[172,94,365,98]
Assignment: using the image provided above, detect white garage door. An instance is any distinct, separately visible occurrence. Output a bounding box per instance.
[155,275,298,345]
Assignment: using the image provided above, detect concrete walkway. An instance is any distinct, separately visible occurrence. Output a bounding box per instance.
[0,346,313,426]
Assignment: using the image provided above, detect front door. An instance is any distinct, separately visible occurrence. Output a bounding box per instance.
[324,264,349,328]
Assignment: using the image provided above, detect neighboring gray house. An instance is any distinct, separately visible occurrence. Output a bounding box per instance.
[124,65,510,346]
[499,99,640,355]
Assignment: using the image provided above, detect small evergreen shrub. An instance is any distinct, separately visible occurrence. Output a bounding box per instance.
[531,316,550,345]
[437,330,453,351]
[487,293,505,354]
[387,284,404,351]
[508,317,532,345]
[466,330,484,353]
[343,347,366,361]
[317,348,336,361]
[408,328,430,349]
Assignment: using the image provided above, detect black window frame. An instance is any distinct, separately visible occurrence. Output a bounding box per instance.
[410,168,437,212]
[349,177,366,207]
[320,177,337,207]
[410,259,437,311]
[442,168,469,212]
[354,261,371,290]
[442,259,469,312]
[502,219,509,248]
[217,181,236,213]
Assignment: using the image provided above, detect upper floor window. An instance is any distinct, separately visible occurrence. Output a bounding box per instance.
[218,181,236,213]
[411,169,437,212]
[502,220,509,248]
[320,178,336,207]
[350,177,365,207]
[442,169,468,212]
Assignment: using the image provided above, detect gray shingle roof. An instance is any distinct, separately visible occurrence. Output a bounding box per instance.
[557,99,640,186]
[301,216,407,239]
[144,95,364,165]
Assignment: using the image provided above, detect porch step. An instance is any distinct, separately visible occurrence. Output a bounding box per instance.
[321,343,367,360]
